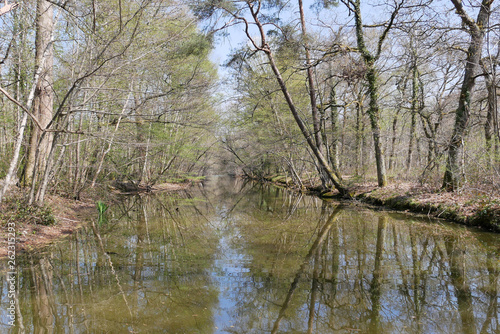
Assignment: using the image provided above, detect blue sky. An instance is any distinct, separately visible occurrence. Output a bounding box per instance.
[208,0,341,78]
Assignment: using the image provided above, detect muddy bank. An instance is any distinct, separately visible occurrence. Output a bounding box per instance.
[259,174,500,232]
[353,183,500,232]
[0,194,96,258]
[0,180,200,259]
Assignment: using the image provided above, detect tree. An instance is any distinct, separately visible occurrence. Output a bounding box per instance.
[340,0,406,187]
[298,0,332,187]
[196,0,350,196]
[24,0,54,186]
[442,0,494,191]
[0,0,218,204]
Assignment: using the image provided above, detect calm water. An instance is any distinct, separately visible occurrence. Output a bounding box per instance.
[1,176,499,333]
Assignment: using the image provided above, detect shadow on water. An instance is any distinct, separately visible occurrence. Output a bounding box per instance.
[1,176,499,333]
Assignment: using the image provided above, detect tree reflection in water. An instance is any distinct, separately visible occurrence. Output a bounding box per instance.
[1,176,498,333]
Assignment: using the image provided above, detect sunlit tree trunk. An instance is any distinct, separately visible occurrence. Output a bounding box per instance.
[407,60,419,170]
[25,0,54,186]
[355,89,364,176]
[0,61,45,203]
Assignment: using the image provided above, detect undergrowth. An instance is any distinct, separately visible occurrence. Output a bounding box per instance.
[1,199,56,226]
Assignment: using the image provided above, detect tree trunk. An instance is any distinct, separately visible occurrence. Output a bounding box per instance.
[443,0,493,191]
[298,0,331,188]
[329,84,341,177]
[365,66,387,187]
[351,0,388,187]
[25,0,54,186]
[389,110,399,170]
[72,113,84,198]
[247,2,350,196]
[298,0,322,152]
[0,61,46,203]
[355,94,363,176]
[407,63,419,170]
[484,70,497,169]
[264,51,348,195]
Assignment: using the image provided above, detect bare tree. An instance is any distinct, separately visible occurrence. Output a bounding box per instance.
[443,0,495,191]
[340,0,405,187]
[197,0,350,196]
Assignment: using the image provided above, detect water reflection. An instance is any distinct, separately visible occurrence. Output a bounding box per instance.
[1,176,499,333]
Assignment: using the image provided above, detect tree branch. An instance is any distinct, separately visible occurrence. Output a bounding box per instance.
[0,86,43,130]
[376,0,405,60]
[0,1,19,16]
[450,0,478,32]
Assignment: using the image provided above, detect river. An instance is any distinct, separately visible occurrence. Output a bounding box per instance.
[1,176,499,333]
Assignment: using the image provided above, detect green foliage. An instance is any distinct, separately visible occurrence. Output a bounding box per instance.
[178,32,213,57]
[97,201,109,227]
[2,200,56,226]
[192,0,234,20]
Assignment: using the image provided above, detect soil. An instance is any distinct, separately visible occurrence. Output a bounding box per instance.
[349,182,500,232]
[0,194,96,258]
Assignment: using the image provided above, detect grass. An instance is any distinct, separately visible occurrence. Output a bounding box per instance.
[1,199,56,226]
[97,201,109,227]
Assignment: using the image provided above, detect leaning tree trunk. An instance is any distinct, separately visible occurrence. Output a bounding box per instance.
[265,50,348,195]
[246,2,350,196]
[443,0,493,191]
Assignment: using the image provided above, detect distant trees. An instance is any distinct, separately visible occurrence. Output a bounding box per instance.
[0,0,499,201]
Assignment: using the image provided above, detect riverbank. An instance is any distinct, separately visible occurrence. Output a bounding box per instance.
[2,175,498,259]
[0,192,96,258]
[260,175,500,232]
[0,179,201,258]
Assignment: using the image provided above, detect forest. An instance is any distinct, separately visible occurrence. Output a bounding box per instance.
[0,0,499,223]
[0,1,499,333]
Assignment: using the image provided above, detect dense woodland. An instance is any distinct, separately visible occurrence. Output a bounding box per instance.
[0,0,499,206]
[0,0,218,206]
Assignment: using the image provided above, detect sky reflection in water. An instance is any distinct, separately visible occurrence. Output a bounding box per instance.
[1,176,499,333]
